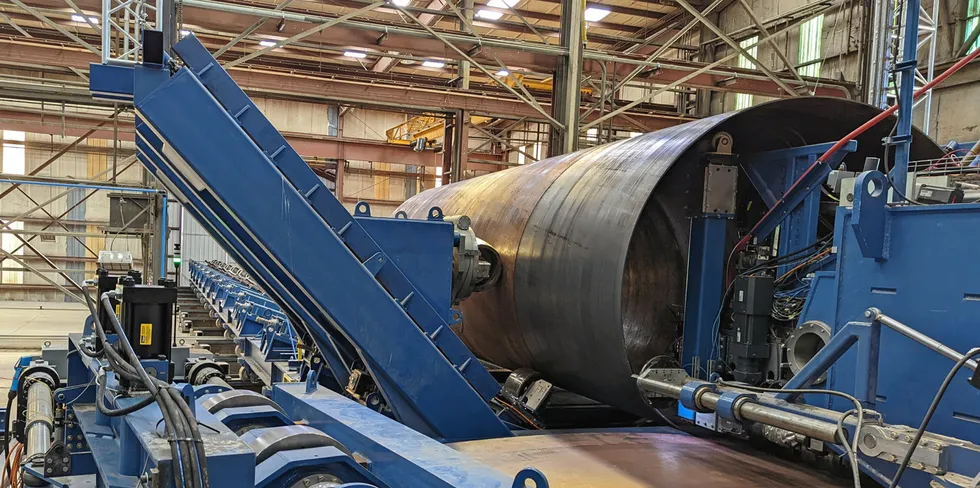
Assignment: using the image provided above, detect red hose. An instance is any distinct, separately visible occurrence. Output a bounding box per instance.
[732,47,980,256]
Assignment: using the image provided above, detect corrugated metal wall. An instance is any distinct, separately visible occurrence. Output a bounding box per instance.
[177,207,234,284]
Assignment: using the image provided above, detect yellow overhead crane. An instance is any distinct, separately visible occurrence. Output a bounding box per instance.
[386,114,492,148]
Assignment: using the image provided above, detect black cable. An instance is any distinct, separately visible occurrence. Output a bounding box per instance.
[2,390,13,484]
[888,347,980,487]
[94,290,189,487]
[159,390,196,488]
[94,372,156,417]
[168,388,209,488]
[101,293,200,488]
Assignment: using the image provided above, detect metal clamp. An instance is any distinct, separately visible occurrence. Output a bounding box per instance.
[715,391,756,422]
[679,381,716,413]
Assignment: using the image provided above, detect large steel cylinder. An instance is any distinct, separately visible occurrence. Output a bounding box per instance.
[397,98,941,417]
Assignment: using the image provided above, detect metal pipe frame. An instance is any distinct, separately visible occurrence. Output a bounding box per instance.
[387,3,563,129]
[673,0,800,98]
[223,1,384,69]
[212,0,300,57]
[582,2,838,131]
[173,0,845,96]
[7,0,100,55]
[735,0,805,86]
[0,159,151,301]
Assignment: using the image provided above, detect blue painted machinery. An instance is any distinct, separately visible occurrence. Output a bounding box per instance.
[5,3,980,485]
[0,32,550,488]
[634,0,980,484]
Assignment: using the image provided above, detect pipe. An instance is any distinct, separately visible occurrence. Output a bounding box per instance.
[866,308,979,372]
[635,376,840,443]
[24,380,53,462]
[206,375,232,390]
[733,46,980,256]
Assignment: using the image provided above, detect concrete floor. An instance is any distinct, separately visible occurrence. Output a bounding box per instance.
[0,301,88,394]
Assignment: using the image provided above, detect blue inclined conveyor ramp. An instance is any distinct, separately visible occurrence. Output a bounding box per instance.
[125,35,510,442]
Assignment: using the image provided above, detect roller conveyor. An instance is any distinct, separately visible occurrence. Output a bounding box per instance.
[127,34,510,441]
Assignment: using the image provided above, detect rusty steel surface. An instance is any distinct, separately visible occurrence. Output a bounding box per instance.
[450,430,848,487]
[398,97,942,417]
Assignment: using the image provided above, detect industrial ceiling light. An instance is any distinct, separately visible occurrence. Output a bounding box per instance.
[259,40,277,47]
[344,51,367,58]
[391,0,411,6]
[422,60,446,68]
[276,18,286,32]
[487,0,518,7]
[476,9,503,20]
[495,69,510,76]
[71,14,99,23]
[583,6,611,22]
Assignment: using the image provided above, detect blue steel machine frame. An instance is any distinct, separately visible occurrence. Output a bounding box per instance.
[3,0,980,481]
[640,0,980,485]
[2,33,546,488]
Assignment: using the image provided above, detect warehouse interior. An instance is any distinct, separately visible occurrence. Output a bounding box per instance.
[0,0,978,485]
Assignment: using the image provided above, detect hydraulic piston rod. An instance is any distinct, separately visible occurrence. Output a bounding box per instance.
[25,380,53,461]
[635,375,840,443]
[866,307,979,372]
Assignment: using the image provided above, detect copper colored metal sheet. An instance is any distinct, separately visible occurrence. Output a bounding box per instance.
[450,430,847,487]
[398,98,942,418]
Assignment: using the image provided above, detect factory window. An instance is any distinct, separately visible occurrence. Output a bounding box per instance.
[586,128,598,144]
[1,131,26,284]
[798,15,824,77]
[1,221,24,284]
[735,36,759,110]
[967,0,980,52]
[3,130,26,175]
[435,166,443,188]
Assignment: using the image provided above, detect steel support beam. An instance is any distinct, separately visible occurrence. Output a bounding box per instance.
[165,0,849,98]
[8,0,100,54]
[673,0,799,97]
[736,0,804,85]
[582,3,837,130]
[212,0,300,57]
[471,124,536,163]
[223,1,384,68]
[0,10,32,37]
[550,0,583,156]
[0,107,444,166]
[390,3,563,129]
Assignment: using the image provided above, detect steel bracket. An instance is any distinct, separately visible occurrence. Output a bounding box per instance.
[679,381,716,413]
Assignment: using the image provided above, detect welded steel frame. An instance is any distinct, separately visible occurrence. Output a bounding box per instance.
[101,0,163,64]
[0,176,167,287]
[581,3,840,131]
[95,34,513,441]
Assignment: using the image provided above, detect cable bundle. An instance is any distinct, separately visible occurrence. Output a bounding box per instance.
[79,282,210,488]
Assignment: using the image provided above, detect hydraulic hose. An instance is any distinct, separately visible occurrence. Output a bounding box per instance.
[732,47,980,257]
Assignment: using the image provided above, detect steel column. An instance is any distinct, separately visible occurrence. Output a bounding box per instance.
[889,0,921,198]
[549,0,583,156]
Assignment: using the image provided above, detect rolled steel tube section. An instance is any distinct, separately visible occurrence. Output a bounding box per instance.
[398,98,941,417]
